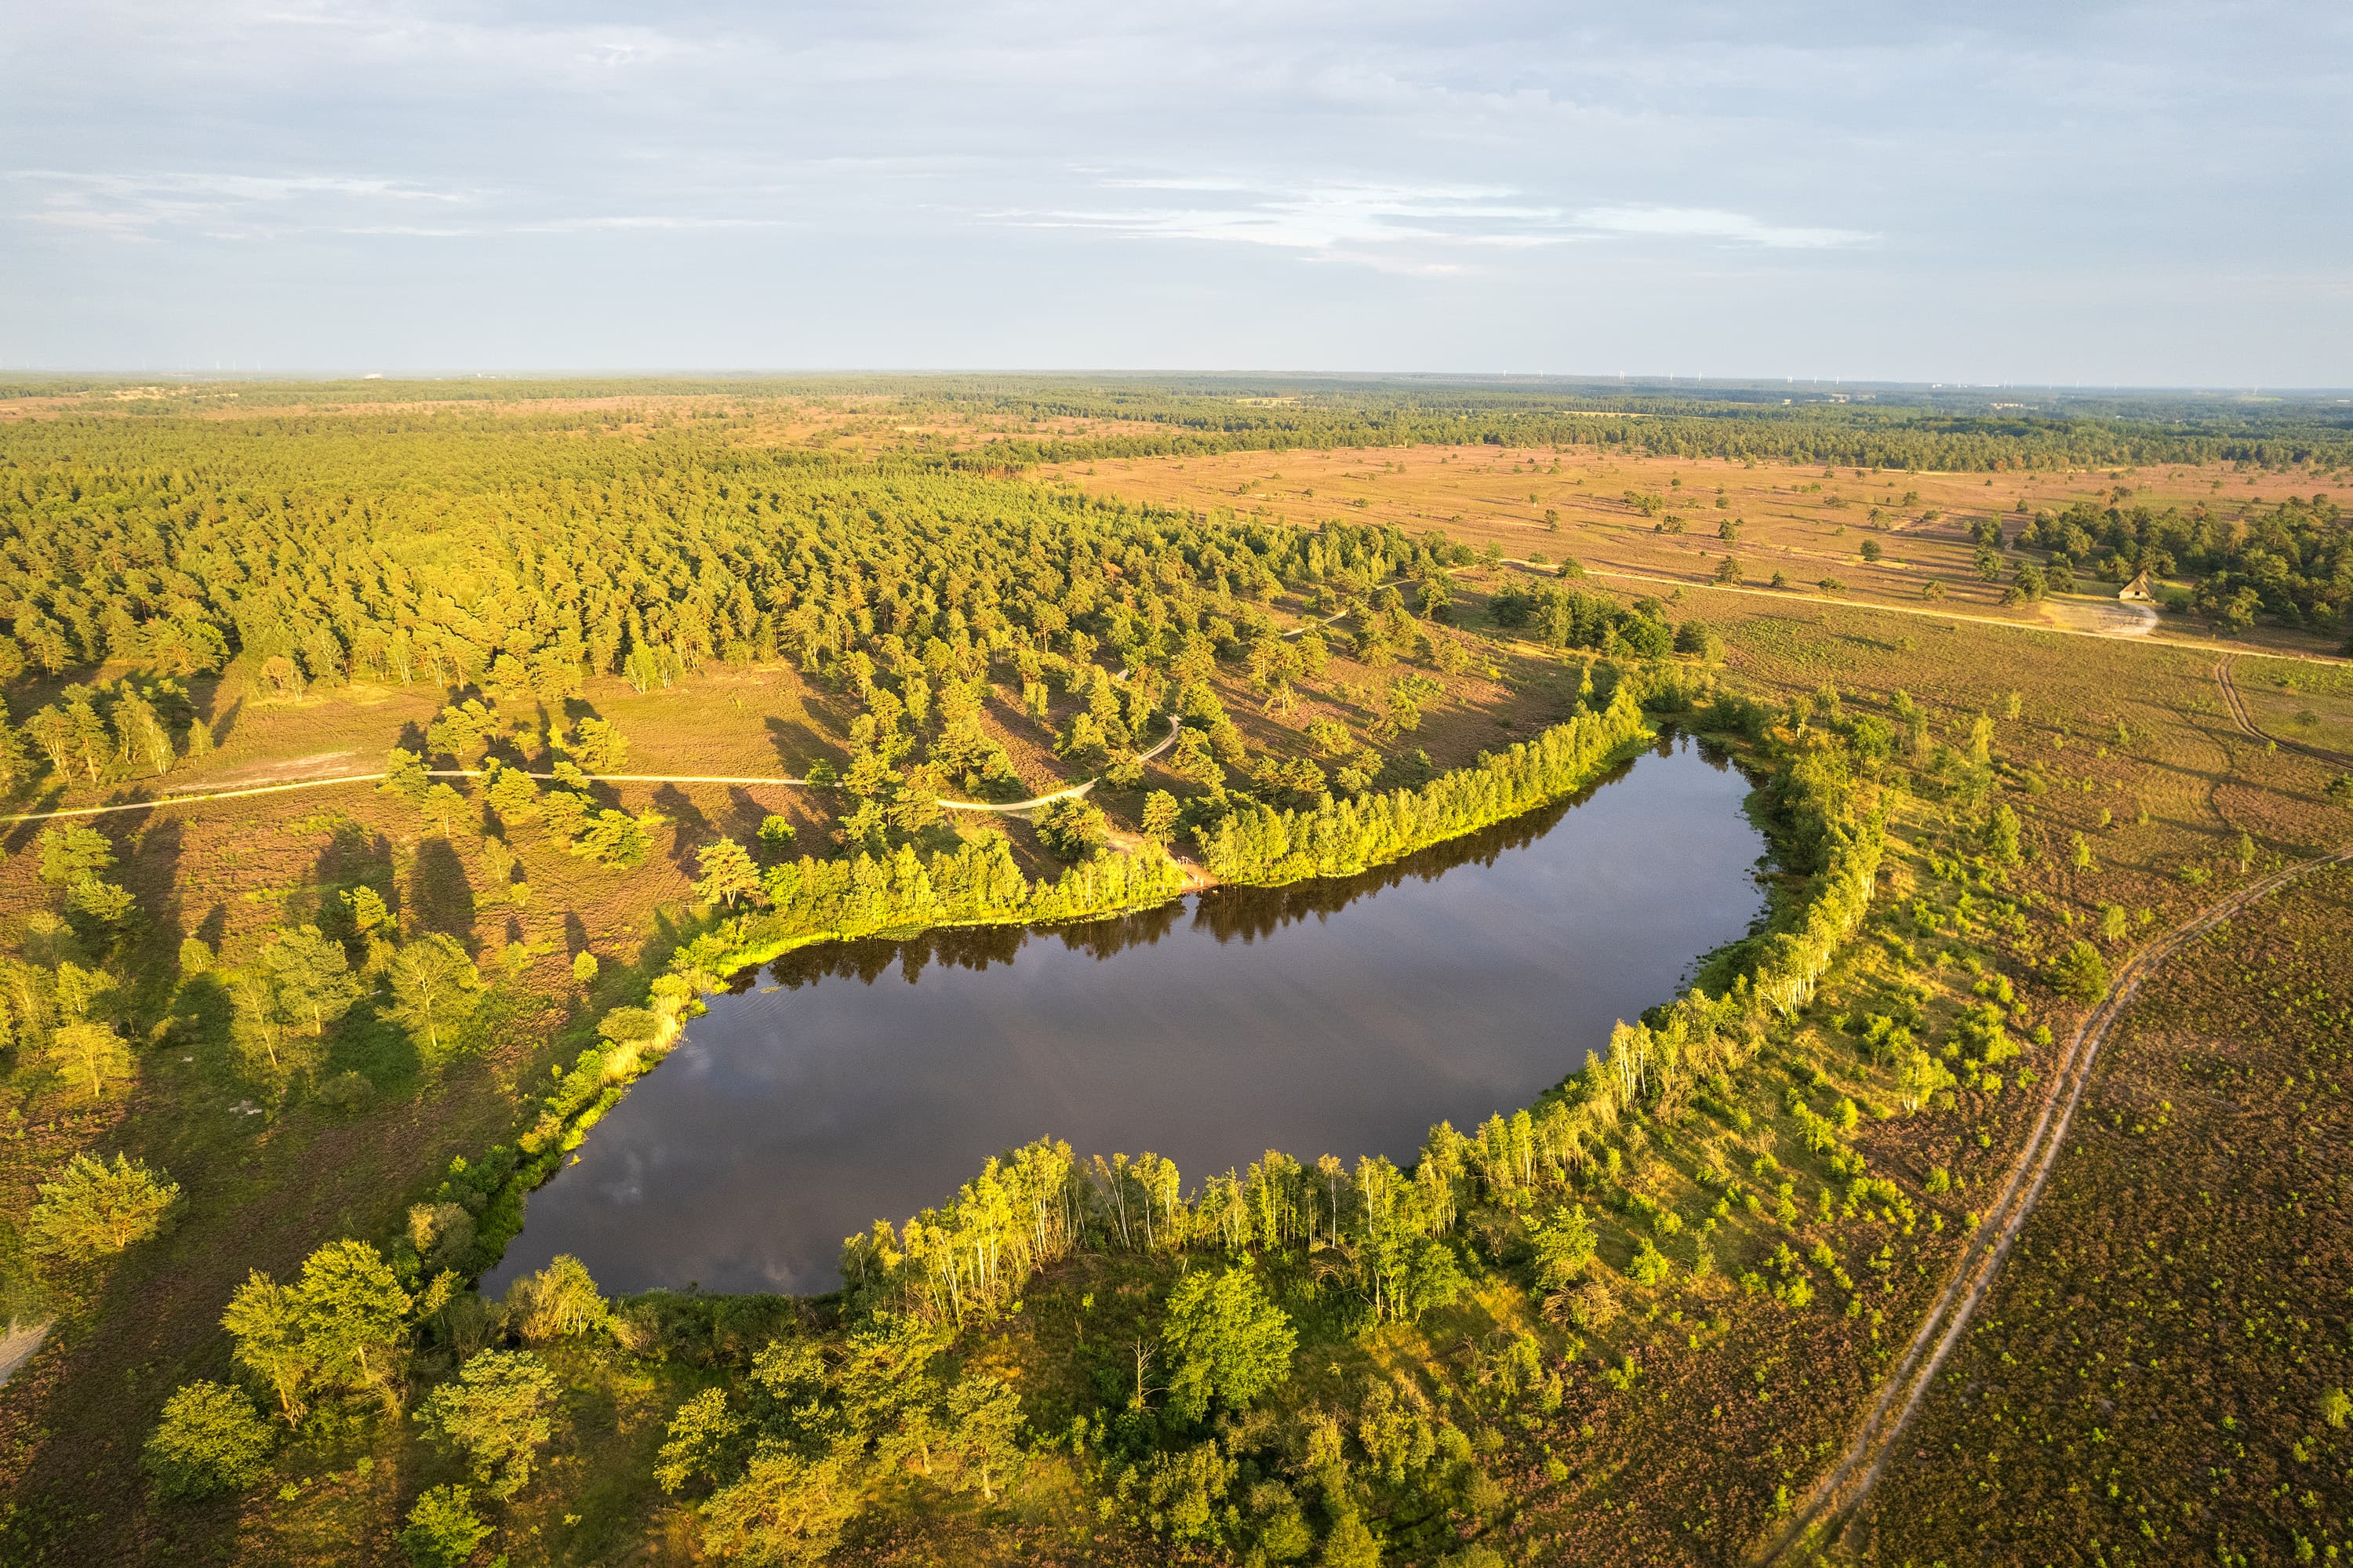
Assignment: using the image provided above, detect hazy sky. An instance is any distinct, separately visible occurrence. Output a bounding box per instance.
[5,2,2348,383]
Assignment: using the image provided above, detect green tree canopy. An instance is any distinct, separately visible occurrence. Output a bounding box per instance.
[692,838,762,908]
[263,926,363,1037]
[399,1484,492,1568]
[1161,1267,1297,1424]
[223,1239,413,1424]
[36,824,114,886]
[142,1381,275,1500]
[27,1151,178,1261]
[416,1348,560,1499]
[42,1020,132,1099]
[1529,1204,1598,1295]
[385,933,484,1057]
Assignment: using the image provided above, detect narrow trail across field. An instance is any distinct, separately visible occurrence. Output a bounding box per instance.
[0,715,1184,826]
[2216,656,2353,768]
[1755,844,2353,1566]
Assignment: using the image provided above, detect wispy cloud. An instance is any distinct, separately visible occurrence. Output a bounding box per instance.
[995,176,1874,264]
[7,169,790,242]
[11,169,470,241]
[1005,180,1561,253]
[1572,205,1875,250]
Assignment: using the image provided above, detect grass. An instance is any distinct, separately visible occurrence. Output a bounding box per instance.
[1859,864,2353,1566]
[1052,443,2345,662]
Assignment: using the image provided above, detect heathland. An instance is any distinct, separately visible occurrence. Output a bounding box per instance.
[0,376,2346,1566]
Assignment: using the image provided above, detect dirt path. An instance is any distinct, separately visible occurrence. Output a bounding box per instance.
[1755,845,2353,1565]
[0,718,1187,827]
[2217,656,2353,768]
[933,713,1184,813]
[0,1322,47,1391]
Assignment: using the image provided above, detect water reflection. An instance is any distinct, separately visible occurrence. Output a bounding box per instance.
[486,736,1766,1299]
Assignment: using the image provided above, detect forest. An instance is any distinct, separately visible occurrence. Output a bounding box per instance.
[0,380,2347,1567]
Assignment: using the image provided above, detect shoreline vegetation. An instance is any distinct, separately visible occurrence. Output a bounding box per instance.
[358,669,1897,1562]
[475,686,1664,1285]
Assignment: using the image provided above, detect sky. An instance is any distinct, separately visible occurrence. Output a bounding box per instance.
[3,1,2348,384]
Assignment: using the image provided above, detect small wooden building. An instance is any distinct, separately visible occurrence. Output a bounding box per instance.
[2119,567,2156,603]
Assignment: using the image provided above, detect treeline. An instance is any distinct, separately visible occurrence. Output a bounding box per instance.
[849,694,1884,1330]
[2020,493,2351,638]
[876,380,2353,474]
[1194,689,1650,884]
[1488,580,1678,657]
[772,703,1896,1559]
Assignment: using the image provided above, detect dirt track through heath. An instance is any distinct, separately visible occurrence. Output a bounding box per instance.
[2217,655,2353,768]
[0,717,1186,828]
[1755,842,2353,1564]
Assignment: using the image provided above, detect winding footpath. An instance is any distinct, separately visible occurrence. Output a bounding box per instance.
[1756,842,2353,1565]
[0,714,1185,828]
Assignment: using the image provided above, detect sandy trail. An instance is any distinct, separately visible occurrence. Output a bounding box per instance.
[1755,844,2353,1564]
[0,1322,47,1390]
[0,719,1186,824]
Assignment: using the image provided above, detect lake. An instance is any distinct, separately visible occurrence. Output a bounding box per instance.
[485,734,1769,1298]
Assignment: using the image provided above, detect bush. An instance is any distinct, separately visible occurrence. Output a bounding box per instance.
[1162,1267,1297,1424]
[416,1349,559,1499]
[596,1006,660,1045]
[143,1381,274,1499]
[400,1484,492,1568]
[27,1152,178,1261]
[1034,797,1110,861]
[504,1253,609,1344]
[2050,939,2109,1003]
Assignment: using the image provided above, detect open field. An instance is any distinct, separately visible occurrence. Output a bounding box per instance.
[1859,862,2353,1566]
[1048,443,2346,662]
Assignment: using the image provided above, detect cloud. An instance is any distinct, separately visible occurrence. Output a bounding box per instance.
[10,169,471,241]
[995,176,1873,263]
[1006,180,1562,253]
[1572,205,1876,250]
[7,169,791,242]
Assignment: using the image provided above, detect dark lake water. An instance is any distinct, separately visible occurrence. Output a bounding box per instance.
[485,735,1768,1298]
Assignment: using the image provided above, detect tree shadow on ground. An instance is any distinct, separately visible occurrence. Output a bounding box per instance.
[653,784,710,871]
[406,838,477,947]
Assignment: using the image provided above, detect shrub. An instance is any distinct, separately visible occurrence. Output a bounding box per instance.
[2051,940,2109,1002]
[1034,797,1110,861]
[27,1152,178,1261]
[400,1484,492,1568]
[1566,1279,1619,1330]
[143,1381,274,1499]
[1673,620,1723,660]
[504,1253,609,1344]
